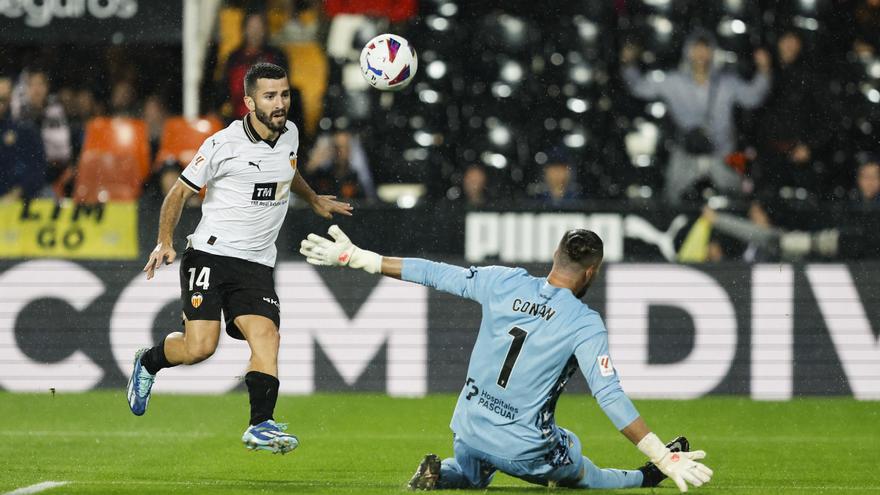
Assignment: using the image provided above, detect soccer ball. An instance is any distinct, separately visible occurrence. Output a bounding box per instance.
[359,34,418,91]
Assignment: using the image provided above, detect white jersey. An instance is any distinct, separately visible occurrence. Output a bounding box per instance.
[179,115,298,267]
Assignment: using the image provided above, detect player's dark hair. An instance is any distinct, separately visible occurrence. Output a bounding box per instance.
[244,63,287,98]
[559,229,603,268]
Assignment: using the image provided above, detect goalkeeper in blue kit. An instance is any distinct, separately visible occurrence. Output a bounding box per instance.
[300,226,713,492]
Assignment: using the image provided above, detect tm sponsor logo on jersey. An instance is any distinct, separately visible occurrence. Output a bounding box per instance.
[262,297,280,308]
[252,182,277,200]
[511,298,556,321]
[250,182,288,206]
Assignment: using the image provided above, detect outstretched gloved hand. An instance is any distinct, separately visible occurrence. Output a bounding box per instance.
[299,225,382,274]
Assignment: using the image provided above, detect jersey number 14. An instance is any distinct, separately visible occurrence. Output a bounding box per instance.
[187,267,211,291]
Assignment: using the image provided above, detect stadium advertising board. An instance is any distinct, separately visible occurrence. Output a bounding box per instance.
[0,199,138,259]
[0,0,181,43]
[465,212,689,263]
[0,260,877,399]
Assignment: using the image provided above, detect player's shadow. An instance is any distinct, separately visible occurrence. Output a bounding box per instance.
[482,488,644,493]
[227,479,648,493]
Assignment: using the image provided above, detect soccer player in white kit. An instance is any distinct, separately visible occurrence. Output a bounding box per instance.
[126,63,352,454]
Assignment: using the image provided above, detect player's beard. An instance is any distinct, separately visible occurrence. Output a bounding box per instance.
[255,107,287,133]
[574,278,593,299]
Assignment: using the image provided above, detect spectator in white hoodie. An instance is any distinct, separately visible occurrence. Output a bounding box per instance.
[621,29,771,204]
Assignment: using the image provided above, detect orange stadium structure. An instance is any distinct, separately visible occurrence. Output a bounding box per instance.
[154,116,224,170]
[73,118,150,203]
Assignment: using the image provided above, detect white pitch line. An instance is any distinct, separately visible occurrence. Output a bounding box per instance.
[4,481,69,495]
[0,430,212,438]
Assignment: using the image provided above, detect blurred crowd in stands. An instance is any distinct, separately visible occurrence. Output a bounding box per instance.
[2,0,880,259]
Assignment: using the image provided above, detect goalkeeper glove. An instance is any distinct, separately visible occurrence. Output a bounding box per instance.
[299,225,382,274]
[637,432,713,492]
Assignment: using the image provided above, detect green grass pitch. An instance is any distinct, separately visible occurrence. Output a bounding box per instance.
[0,392,876,494]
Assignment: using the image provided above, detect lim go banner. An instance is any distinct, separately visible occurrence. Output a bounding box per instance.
[0,199,138,259]
[0,259,878,400]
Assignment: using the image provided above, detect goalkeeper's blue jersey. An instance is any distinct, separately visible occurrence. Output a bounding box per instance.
[402,259,639,460]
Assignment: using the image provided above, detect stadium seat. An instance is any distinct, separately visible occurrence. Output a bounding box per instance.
[284,41,328,137]
[367,89,456,188]
[215,7,244,81]
[154,116,223,170]
[326,14,377,61]
[545,0,613,24]
[80,117,151,181]
[772,0,834,21]
[73,150,143,203]
[322,14,385,125]
[266,1,290,35]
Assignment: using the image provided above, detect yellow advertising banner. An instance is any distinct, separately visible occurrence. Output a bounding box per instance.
[0,200,138,259]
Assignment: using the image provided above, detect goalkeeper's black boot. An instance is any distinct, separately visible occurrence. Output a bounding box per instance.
[638,436,690,488]
[408,454,441,490]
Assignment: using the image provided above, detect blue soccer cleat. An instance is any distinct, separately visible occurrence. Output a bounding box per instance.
[242,420,299,454]
[126,348,155,416]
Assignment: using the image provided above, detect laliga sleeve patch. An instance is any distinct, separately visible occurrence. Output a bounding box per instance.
[597,355,614,377]
[188,153,206,172]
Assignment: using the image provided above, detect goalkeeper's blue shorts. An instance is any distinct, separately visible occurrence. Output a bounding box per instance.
[438,428,585,489]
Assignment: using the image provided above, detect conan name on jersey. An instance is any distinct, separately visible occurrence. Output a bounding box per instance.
[511,299,556,321]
